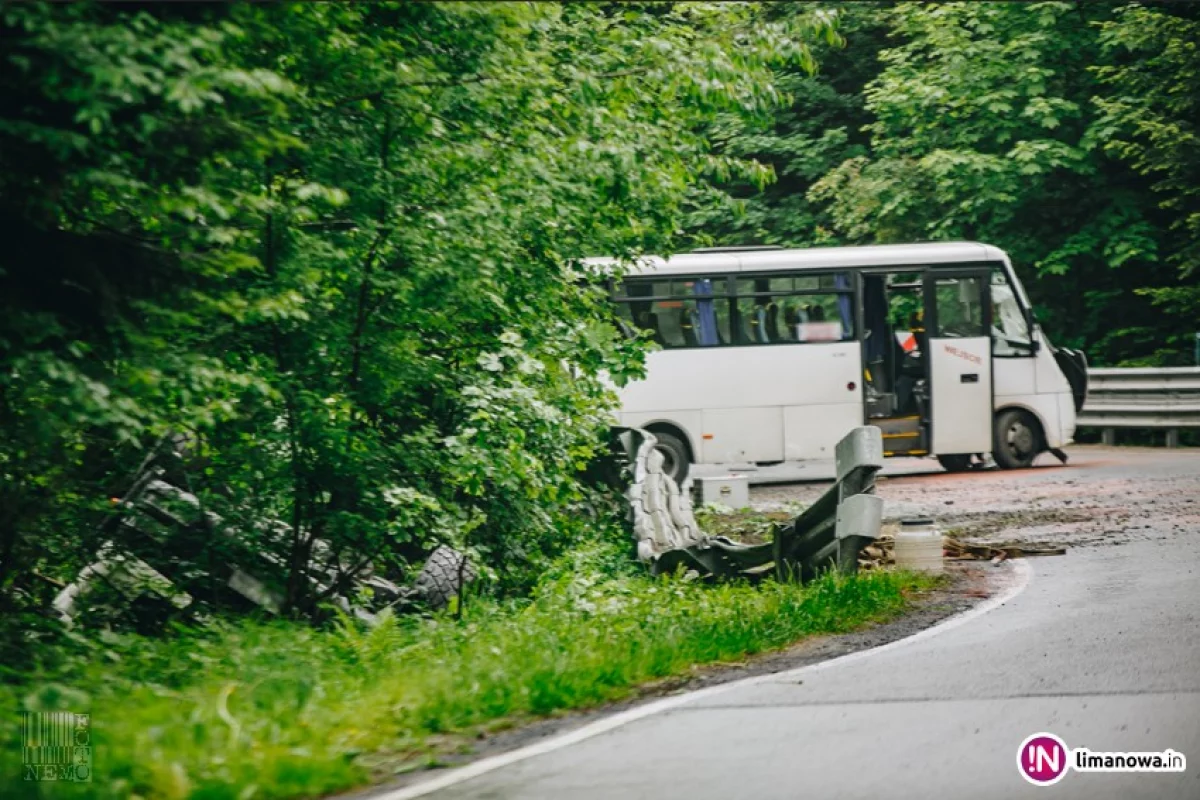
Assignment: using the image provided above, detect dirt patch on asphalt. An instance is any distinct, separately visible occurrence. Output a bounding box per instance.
[751,447,1200,552]
[939,508,1094,539]
[344,561,1008,798]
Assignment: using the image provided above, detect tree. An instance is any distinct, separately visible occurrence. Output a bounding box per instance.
[1094,3,1200,361]
[0,1,826,613]
[689,2,887,246]
[808,1,1188,363]
[699,2,1195,366]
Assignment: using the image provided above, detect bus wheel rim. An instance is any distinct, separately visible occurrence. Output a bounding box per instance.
[1007,420,1035,456]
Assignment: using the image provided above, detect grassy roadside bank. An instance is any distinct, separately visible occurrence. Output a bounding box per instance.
[2,551,940,800]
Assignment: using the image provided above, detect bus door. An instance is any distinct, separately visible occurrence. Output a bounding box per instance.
[925,270,992,455]
[860,270,930,456]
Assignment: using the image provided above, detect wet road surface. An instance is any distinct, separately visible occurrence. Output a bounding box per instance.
[395,446,1200,800]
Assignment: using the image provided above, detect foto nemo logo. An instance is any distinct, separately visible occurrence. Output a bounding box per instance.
[1018,732,1070,786]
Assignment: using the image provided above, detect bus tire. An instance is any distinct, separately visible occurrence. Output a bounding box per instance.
[937,454,974,472]
[649,429,690,486]
[992,409,1041,470]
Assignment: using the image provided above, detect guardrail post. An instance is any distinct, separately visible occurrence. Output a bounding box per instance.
[775,426,884,581]
[1166,429,1180,448]
[1102,428,1116,446]
[835,493,884,575]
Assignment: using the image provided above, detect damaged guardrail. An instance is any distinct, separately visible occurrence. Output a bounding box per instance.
[55,425,884,629]
[620,425,884,580]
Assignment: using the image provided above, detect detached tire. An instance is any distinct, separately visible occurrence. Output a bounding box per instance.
[937,454,974,473]
[650,430,690,485]
[992,409,1041,469]
[415,545,475,611]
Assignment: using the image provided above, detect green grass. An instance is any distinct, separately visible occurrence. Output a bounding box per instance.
[1,550,941,800]
[693,504,802,543]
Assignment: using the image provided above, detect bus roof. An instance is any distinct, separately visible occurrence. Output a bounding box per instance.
[585,241,1006,276]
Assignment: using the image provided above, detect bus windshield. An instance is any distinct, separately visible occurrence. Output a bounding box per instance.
[990,268,1033,355]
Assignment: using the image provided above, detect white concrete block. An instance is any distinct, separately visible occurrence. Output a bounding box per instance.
[695,475,750,509]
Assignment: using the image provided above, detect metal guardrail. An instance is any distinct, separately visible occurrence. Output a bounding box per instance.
[620,426,883,580]
[1077,367,1200,447]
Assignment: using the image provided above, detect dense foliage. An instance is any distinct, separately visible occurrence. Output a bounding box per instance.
[700,1,1199,366]
[2,1,1197,624]
[0,1,825,617]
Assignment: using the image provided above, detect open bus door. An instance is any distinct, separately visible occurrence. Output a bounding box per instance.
[925,270,992,456]
[862,268,993,462]
[861,270,930,456]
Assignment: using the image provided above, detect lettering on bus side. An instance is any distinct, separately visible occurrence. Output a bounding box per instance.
[943,344,982,365]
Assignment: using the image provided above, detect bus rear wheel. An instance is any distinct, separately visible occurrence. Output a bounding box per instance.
[650,430,690,486]
[992,409,1041,470]
[937,454,975,472]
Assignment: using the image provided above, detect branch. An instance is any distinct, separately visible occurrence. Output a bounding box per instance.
[347,113,395,395]
[311,64,647,120]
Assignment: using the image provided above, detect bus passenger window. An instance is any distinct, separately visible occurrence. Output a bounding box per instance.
[613,279,730,348]
[648,296,724,348]
[613,302,666,345]
[713,295,732,344]
[651,299,688,347]
[734,278,854,344]
[735,296,775,343]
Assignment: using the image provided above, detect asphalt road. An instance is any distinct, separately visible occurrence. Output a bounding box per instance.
[394,446,1200,800]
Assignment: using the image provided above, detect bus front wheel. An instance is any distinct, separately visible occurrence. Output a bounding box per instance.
[992,409,1041,470]
[650,430,690,486]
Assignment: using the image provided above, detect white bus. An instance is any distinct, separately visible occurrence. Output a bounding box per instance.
[601,242,1089,483]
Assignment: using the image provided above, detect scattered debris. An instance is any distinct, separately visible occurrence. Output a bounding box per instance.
[618,426,885,581]
[853,533,1067,572]
[51,435,472,629]
[943,539,1068,561]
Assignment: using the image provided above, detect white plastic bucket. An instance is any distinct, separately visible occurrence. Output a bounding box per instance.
[894,517,944,574]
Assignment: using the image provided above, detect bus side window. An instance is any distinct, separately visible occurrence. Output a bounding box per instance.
[734,282,853,344]
[612,303,639,339]
[713,296,732,344]
[614,302,666,345]
[614,294,729,348]
[651,300,688,347]
[735,296,772,343]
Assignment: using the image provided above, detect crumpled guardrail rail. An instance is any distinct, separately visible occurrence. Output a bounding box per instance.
[1078,366,1200,446]
[618,426,884,580]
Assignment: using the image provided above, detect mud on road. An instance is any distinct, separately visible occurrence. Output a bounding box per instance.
[751,444,1200,551]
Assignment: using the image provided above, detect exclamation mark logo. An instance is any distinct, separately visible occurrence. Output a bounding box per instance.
[1017,732,1069,786]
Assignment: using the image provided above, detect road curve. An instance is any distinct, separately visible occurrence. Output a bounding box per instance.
[394,447,1200,800]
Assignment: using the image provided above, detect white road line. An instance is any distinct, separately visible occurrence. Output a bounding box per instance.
[365,560,1033,800]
